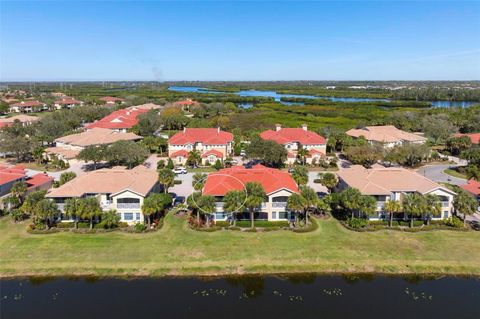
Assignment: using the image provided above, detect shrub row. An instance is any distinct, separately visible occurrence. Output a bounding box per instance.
[292,218,319,233]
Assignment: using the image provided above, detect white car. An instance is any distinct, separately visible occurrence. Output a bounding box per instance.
[172,167,187,174]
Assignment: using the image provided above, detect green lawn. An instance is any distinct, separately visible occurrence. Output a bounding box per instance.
[1,214,480,278]
[443,169,467,179]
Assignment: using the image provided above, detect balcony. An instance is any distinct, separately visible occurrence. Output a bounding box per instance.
[272,202,287,208]
[117,203,140,209]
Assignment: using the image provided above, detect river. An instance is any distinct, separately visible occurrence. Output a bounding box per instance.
[1,275,479,319]
[168,86,477,108]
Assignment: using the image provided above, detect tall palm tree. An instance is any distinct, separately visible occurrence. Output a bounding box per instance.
[10,181,28,206]
[340,187,363,219]
[187,150,202,167]
[245,182,266,229]
[34,199,59,229]
[223,190,246,226]
[141,196,158,228]
[453,189,478,226]
[299,186,318,226]
[424,194,441,225]
[402,193,425,228]
[287,193,308,227]
[291,166,308,186]
[318,172,338,193]
[64,197,82,228]
[196,195,216,227]
[296,147,309,166]
[192,173,207,191]
[79,197,102,230]
[158,169,175,193]
[384,200,402,227]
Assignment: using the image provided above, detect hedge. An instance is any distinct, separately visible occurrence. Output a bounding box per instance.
[234,220,289,228]
[292,217,319,233]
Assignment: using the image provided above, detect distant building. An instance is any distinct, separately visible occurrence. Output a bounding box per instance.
[346,125,427,148]
[460,179,480,203]
[46,166,161,224]
[453,133,480,145]
[9,100,45,113]
[203,164,299,222]
[46,127,142,160]
[0,114,39,129]
[54,98,83,109]
[168,128,233,165]
[85,104,161,132]
[99,96,126,105]
[337,165,456,220]
[260,124,327,165]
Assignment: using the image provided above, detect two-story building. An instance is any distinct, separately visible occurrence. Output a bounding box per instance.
[346,125,427,149]
[0,114,39,129]
[202,164,299,222]
[260,124,327,165]
[9,100,46,113]
[54,98,83,109]
[168,128,234,165]
[45,127,142,161]
[46,166,161,224]
[99,96,126,105]
[336,165,456,220]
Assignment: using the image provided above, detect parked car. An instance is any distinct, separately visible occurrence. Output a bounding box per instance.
[173,167,187,174]
[240,150,246,157]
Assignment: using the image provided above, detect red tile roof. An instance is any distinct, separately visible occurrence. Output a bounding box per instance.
[454,133,480,144]
[10,100,43,108]
[26,173,54,190]
[307,149,326,157]
[260,127,326,145]
[461,179,480,196]
[175,99,197,106]
[203,164,299,196]
[169,128,233,145]
[0,165,26,186]
[170,150,189,157]
[201,149,224,158]
[85,108,149,130]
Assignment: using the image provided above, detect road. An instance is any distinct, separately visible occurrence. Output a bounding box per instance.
[416,164,467,186]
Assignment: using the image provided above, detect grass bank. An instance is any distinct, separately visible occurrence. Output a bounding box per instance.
[443,168,467,179]
[1,214,480,278]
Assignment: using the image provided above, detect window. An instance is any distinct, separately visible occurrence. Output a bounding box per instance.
[123,213,133,221]
[272,212,277,219]
[135,213,140,220]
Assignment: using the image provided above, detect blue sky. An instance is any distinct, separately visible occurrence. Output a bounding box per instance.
[1,1,479,81]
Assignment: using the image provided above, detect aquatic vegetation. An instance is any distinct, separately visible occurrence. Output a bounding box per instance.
[404,287,433,301]
[322,288,343,296]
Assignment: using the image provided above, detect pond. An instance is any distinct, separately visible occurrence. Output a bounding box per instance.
[1,275,479,319]
[168,86,477,108]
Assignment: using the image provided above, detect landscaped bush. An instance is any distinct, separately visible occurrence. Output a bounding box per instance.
[313,179,322,184]
[444,216,464,228]
[56,222,74,229]
[215,221,230,227]
[77,222,90,229]
[243,227,258,232]
[346,217,368,229]
[134,223,147,232]
[118,222,129,228]
[234,220,289,228]
[193,225,221,232]
[292,218,319,233]
[228,226,241,231]
[174,180,182,185]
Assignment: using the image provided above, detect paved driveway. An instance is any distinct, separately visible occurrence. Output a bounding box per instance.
[416,164,467,186]
[25,159,87,181]
[169,172,194,198]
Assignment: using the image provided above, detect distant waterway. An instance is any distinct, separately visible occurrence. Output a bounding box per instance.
[1,275,479,319]
[168,86,477,108]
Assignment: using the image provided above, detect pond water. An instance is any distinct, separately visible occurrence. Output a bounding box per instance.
[1,275,479,319]
[168,86,477,108]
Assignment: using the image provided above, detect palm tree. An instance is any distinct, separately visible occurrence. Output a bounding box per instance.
[340,188,363,219]
[10,181,28,206]
[402,193,425,228]
[64,197,82,228]
[453,189,478,226]
[296,147,309,165]
[287,193,308,227]
[187,191,203,224]
[245,182,266,229]
[223,190,247,226]
[142,196,158,228]
[34,199,58,229]
[192,173,207,191]
[187,150,201,167]
[291,166,308,186]
[299,186,318,226]
[102,210,120,229]
[20,190,47,221]
[424,194,441,225]
[384,200,402,227]
[358,195,377,219]
[317,172,338,193]
[79,197,102,230]
[158,169,175,193]
[196,195,216,227]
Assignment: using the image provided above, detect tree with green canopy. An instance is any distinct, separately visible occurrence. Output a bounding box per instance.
[453,189,478,226]
[158,168,175,193]
[317,172,338,193]
[223,190,247,225]
[384,199,402,227]
[291,165,308,186]
[244,182,266,228]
